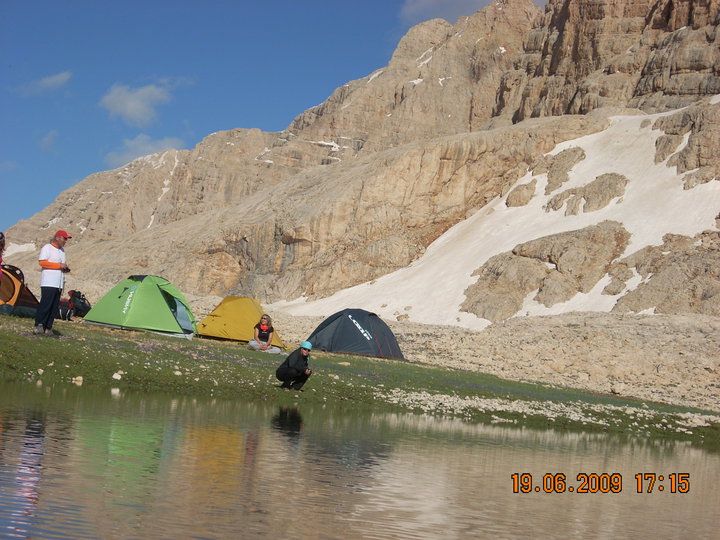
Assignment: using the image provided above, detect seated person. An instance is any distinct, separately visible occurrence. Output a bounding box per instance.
[248,314,282,353]
[276,341,313,390]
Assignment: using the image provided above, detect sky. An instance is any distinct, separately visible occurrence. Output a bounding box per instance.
[0,0,547,233]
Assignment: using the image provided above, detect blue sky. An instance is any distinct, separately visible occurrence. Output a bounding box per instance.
[0,0,543,233]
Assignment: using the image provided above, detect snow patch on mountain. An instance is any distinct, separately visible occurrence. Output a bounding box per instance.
[273,109,720,328]
[4,242,36,258]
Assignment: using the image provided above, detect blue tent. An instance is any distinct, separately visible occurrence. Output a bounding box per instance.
[307,308,404,360]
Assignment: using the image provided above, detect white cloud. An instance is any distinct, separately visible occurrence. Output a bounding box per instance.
[0,160,18,173]
[100,83,171,127]
[39,130,59,152]
[105,134,183,167]
[20,71,73,95]
[399,0,491,25]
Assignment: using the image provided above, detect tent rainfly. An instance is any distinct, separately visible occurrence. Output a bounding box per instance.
[307,308,404,360]
[83,275,196,337]
[197,296,286,348]
[0,264,40,317]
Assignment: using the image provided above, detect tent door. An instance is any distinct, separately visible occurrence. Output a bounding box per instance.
[162,291,194,333]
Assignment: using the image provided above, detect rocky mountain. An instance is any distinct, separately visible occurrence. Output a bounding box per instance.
[498,0,720,120]
[5,0,720,329]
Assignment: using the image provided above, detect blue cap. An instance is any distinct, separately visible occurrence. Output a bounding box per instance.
[300,341,313,350]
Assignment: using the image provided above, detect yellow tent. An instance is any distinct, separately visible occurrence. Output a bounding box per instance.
[197,296,286,348]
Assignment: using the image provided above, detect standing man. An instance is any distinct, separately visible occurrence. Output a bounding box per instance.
[33,230,72,336]
[275,341,313,390]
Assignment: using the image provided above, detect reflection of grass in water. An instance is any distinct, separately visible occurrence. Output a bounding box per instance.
[0,315,718,449]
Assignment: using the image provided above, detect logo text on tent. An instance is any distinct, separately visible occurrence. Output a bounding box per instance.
[348,314,372,341]
[122,290,135,315]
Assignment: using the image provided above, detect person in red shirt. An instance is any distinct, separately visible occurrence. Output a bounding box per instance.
[248,314,282,353]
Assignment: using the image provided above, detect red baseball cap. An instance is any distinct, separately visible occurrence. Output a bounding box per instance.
[55,230,72,239]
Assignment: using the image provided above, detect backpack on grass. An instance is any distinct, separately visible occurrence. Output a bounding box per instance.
[58,290,92,320]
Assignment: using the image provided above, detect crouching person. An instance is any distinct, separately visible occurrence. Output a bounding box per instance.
[276,341,313,390]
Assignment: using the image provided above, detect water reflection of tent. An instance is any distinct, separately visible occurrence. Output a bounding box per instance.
[292,408,391,467]
[76,416,165,502]
[197,296,286,348]
[183,426,246,479]
[0,264,39,317]
[307,308,404,359]
[83,275,196,336]
[167,426,248,512]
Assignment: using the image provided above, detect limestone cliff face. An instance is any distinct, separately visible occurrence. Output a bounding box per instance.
[653,101,720,187]
[5,0,720,325]
[287,0,539,150]
[7,129,283,244]
[496,0,720,121]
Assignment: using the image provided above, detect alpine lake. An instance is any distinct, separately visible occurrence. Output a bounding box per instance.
[0,317,719,538]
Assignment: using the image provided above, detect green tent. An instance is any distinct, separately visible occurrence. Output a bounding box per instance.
[84,275,196,336]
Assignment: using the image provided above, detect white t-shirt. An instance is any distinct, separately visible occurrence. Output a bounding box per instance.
[39,243,66,289]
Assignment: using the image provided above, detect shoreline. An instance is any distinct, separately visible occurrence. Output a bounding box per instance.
[1,313,718,447]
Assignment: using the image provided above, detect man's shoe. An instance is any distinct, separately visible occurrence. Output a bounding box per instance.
[45,328,59,337]
[33,324,44,335]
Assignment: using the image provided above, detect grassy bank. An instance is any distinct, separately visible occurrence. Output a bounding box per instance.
[1,315,718,447]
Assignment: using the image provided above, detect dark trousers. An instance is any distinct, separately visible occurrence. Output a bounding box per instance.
[35,287,61,330]
[276,367,310,390]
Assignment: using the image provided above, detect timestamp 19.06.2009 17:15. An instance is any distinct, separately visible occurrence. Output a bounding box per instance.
[511,472,690,494]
